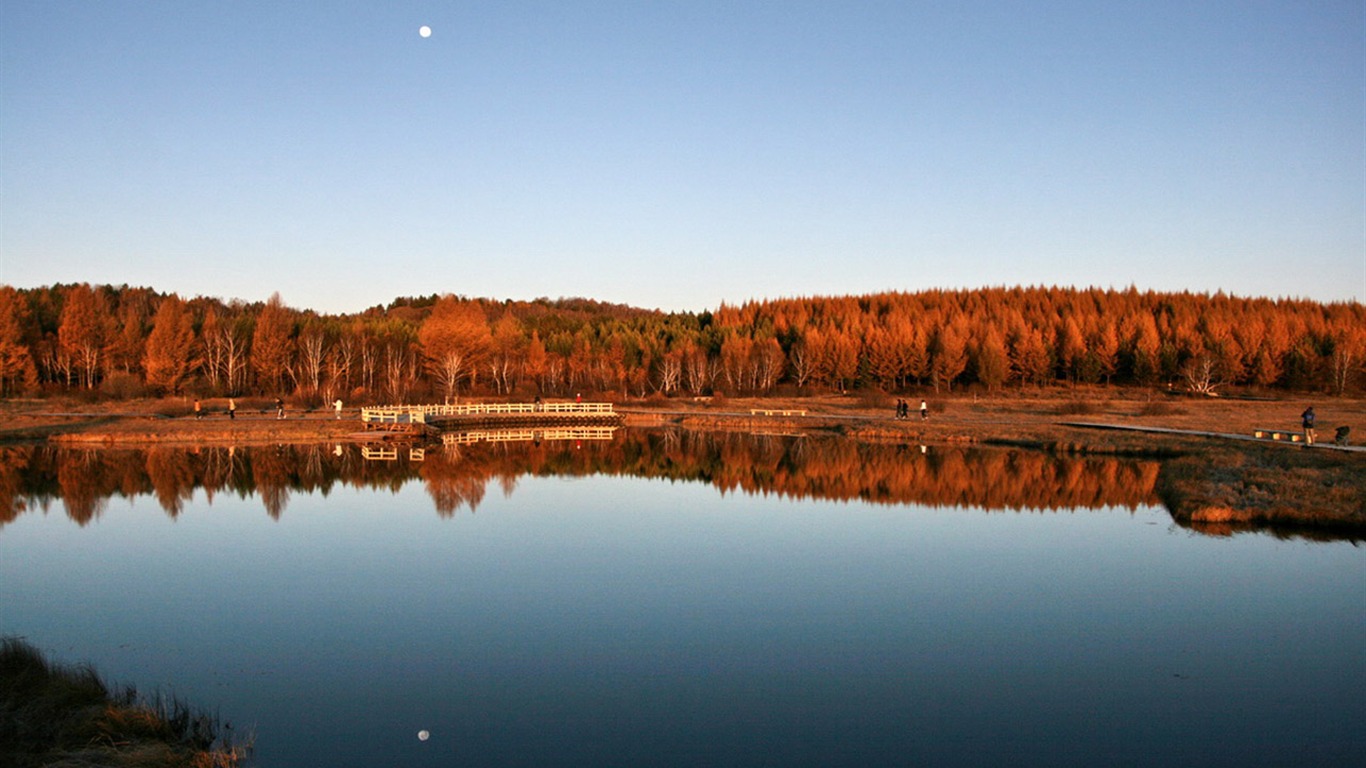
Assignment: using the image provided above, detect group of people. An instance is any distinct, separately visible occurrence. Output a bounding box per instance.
[895,399,928,421]
[186,398,346,420]
[193,398,235,419]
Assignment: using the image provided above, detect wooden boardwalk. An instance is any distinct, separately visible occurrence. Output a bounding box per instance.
[360,402,621,432]
[1061,422,1366,453]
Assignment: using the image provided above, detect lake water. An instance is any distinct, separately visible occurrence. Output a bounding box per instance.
[2,431,1362,767]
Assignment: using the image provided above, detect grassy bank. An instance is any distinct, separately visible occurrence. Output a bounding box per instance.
[0,637,251,768]
[1156,445,1366,536]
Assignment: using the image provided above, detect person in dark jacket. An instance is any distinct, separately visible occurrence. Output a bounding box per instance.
[1301,406,1315,446]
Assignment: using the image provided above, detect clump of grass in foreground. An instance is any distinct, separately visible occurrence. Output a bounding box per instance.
[0,637,252,768]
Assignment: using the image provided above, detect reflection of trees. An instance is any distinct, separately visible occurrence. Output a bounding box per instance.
[0,447,32,526]
[2,444,409,526]
[3,431,1164,528]
[417,430,1162,512]
[420,447,488,517]
[146,447,197,517]
[55,449,110,525]
[250,446,293,520]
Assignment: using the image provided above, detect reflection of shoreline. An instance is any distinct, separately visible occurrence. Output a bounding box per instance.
[5,432,1158,520]
[2,431,1353,541]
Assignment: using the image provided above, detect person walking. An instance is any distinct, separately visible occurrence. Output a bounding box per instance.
[334,399,343,419]
[1301,406,1316,446]
[920,400,929,421]
[194,399,202,419]
[276,398,285,420]
[228,398,236,420]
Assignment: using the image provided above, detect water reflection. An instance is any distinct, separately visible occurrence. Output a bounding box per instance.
[2,431,1160,528]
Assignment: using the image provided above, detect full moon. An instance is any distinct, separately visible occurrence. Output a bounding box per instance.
[418,729,430,741]
[419,25,431,38]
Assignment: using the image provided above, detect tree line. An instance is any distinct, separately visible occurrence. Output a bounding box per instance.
[0,283,1362,401]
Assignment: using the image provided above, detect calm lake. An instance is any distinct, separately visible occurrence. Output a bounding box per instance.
[2,430,1362,767]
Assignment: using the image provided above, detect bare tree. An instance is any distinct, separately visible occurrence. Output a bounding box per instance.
[1181,352,1223,395]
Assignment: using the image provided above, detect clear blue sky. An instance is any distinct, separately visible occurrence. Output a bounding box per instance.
[2,1,1362,313]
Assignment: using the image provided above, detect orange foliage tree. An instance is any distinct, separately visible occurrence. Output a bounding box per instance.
[143,294,196,394]
[418,296,492,401]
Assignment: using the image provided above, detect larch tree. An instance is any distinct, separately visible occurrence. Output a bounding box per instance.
[144,294,196,394]
[974,325,1010,392]
[0,286,37,395]
[105,288,154,376]
[418,296,491,401]
[930,320,969,392]
[1009,326,1052,388]
[524,330,549,394]
[823,329,860,393]
[251,294,294,395]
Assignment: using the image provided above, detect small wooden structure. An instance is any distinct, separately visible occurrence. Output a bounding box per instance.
[1253,428,1303,442]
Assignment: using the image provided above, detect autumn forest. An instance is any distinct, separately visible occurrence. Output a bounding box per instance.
[0,284,1362,402]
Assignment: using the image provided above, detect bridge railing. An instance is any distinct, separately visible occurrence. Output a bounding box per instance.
[360,402,616,424]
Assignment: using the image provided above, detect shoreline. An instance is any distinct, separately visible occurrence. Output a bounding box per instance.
[3,393,1362,533]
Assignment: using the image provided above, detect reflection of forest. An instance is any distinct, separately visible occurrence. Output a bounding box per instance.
[1,430,1161,526]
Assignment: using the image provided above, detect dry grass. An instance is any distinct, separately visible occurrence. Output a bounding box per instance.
[0,637,251,768]
[1156,446,1365,532]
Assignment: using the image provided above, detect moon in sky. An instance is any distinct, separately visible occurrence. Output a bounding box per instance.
[419,25,432,38]
[418,729,431,741]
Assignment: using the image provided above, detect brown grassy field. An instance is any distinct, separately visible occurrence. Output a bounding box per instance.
[2,389,1362,533]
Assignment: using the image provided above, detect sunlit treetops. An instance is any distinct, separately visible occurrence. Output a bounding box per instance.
[0,284,1361,399]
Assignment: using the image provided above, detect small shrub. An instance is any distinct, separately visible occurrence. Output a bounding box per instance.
[1057,400,1097,416]
[101,372,146,400]
[856,389,888,409]
[1138,400,1183,417]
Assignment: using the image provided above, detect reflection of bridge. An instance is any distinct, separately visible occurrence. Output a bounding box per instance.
[360,402,620,432]
[359,427,618,460]
[360,445,426,462]
[441,427,619,446]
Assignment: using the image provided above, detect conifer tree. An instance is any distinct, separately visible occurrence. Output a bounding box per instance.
[144,294,196,394]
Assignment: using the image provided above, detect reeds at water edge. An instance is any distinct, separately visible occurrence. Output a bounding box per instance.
[0,636,252,767]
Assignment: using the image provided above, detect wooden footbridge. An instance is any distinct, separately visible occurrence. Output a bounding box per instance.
[359,402,621,435]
